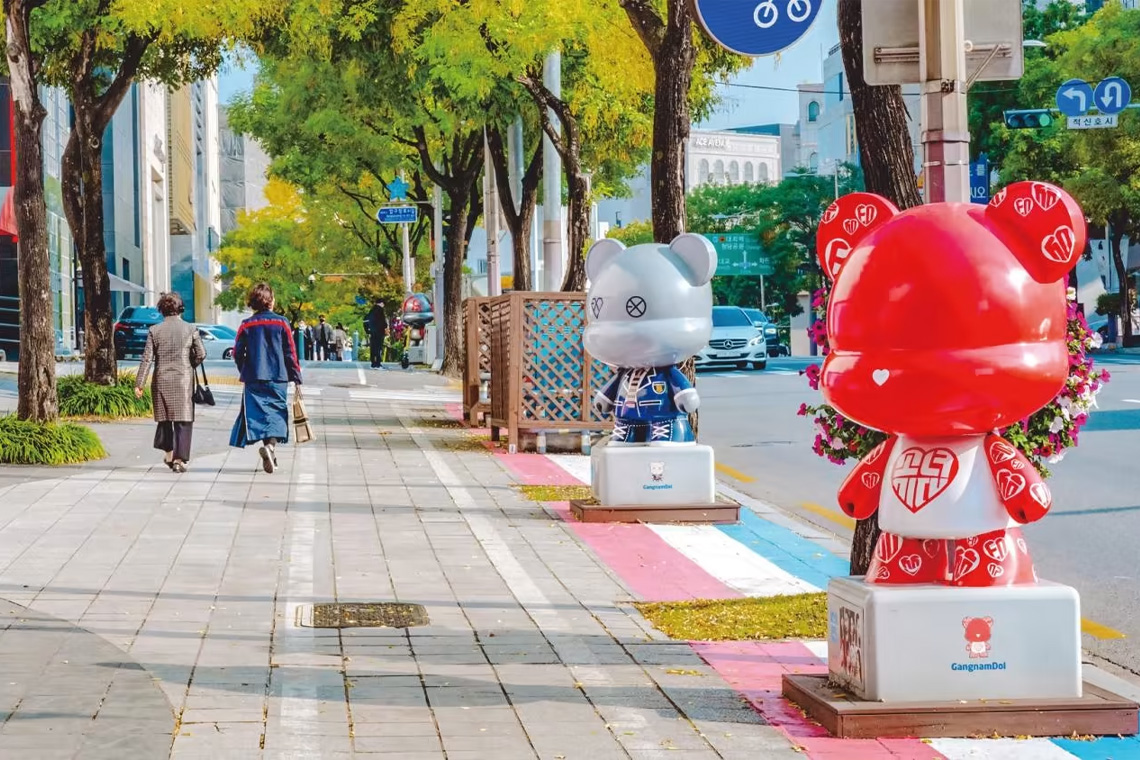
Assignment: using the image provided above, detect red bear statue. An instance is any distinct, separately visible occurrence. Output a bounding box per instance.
[817,181,1087,588]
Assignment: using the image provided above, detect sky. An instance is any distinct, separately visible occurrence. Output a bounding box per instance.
[216,4,841,127]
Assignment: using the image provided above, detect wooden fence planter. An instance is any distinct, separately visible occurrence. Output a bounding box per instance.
[462,297,493,425]
[486,292,613,453]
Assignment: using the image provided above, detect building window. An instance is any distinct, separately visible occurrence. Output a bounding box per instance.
[808,101,820,123]
[698,159,710,185]
[809,152,820,172]
[714,159,725,184]
[728,161,739,184]
[744,163,754,183]
[759,163,770,183]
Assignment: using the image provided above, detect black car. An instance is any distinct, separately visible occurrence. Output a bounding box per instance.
[114,306,162,359]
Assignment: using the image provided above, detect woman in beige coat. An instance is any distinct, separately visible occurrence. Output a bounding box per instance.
[134,292,206,472]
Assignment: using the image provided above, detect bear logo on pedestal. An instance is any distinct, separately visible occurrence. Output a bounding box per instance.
[963,616,994,659]
[584,234,717,446]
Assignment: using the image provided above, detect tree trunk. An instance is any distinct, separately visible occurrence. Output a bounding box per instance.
[6,4,57,422]
[648,0,696,241]
[838,0,923,212]
[63,129,117,385]
[838,0,922,575]
[561,168,589,292]
[1111,227,1132,341]
[441,186,471,378]
[486,127,540,292]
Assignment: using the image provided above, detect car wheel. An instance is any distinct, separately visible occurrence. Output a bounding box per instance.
[223,348,234,360]
[737,362,750,370]
[752,361,767,371]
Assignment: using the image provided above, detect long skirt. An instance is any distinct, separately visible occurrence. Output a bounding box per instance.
[154,421,193,462]
[230,381,290,448]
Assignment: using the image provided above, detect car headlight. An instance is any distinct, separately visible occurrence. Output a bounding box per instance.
[765,326,777,336]
[748,335,765,346]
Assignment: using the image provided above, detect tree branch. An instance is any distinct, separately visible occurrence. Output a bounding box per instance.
[412,125,452,190]
[619,0,666,56]
[93,32,156,128]
[517,72,569,160]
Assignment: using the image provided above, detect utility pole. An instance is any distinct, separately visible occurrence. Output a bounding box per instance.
[542,50,563,291]
[484,131,501,297]
[399,170,413,294]
[433,184,444,361]
[920,0,971,203]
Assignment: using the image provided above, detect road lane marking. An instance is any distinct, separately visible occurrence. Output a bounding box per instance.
[1081,618,1127,639]
[715,462,756,483]
[799,501,856,530]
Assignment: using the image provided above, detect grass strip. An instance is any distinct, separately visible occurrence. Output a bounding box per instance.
[635,593,828,641]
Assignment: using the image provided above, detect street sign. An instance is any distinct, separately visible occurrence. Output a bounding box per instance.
[376,205,418,224]
[1055,78,1093,117]
[387,177,409,201]
[693,0,822,57]
[1094,76,1131,116]
[969,156,990,204]
[698,232,773,276]
[1068,114,1119,130]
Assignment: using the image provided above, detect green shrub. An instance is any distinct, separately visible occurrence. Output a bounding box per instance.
[0,416,105,465]
[58,372,152,419]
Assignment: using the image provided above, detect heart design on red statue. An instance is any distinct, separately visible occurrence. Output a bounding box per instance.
[1016,537,1028,554]
[874,566,891,581]
[822,203,840,224]
[982,537,1010,563]
[996,469,1026,501]
[987,563,1005,579]
[922,539,941,559]
[992,187,1008,207]
[855,203,878,226]
[825,238,853,276]
[1032,182,1061,211]
[1042,225,1077,263]
[1030,483,1052,509]
[988,439,1017,464]
[954,547,980,579]
[890,447,959,513]
[1010,459,1025,470]
[861,472,880,489]
[865,441,888,466]
[1013,197,1034,217]
[843,219,859,235]
[898,554,922,576]
[876,533,904,564]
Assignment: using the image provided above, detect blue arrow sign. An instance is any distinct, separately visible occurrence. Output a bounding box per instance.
[376,206,418,224]
[693,0,822,57]
[1095,76,1132,116]
[1056,79,1093,117]
[387,177,409,201]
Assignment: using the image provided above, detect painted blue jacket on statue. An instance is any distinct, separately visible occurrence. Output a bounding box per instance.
[594,366,696,444]
[234,311,304,385]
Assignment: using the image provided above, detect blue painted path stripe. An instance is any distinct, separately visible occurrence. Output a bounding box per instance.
[716,508,848,591]
[1052,736,1140,759]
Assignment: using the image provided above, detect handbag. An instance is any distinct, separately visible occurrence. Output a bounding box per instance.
[192,365,215,406]
[293,386,314,443]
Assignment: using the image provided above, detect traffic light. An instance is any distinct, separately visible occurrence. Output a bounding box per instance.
[1003,109,1055,129]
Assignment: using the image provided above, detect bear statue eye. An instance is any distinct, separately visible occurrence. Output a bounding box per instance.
[625,296,647,318]
[590,297,603,318]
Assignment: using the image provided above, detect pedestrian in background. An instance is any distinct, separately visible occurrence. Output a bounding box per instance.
[315,315,333,361]
[231,283,304,474]
[134,291,206,473]
[333,322,349,361]
[365,299,387,369]
[303,321,315,361]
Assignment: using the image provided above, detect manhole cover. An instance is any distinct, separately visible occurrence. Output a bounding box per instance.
[296,603,429,629]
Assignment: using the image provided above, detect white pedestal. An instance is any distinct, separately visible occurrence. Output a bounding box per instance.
[591,444,715,506]
[827,576,1081,702]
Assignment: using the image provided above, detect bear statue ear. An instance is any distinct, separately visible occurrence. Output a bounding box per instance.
[984,617,993,626]
[816,193,899,280]
[669,233,718,286]
[585,238,626,283]
[986,181,1087,283]
[962,618,971,628]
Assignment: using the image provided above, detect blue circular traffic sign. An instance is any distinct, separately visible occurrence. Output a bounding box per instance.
[1095,76,1132,116]
[694,0,822,57]
[1055,78,1093,117]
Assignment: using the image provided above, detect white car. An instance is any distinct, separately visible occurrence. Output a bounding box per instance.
[695,306,767,370]
[196,324,236,361]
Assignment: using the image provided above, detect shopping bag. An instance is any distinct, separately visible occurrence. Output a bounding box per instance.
[293,386,314,443]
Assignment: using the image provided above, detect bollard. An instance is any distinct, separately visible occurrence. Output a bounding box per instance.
[580,431,591,456]
[295,330,306,362]
[536,431,547,455]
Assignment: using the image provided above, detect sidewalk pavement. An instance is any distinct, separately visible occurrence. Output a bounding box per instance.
[0,371,1136,759]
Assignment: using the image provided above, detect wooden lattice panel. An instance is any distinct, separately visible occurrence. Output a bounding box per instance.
[462,297,494,422]
[521,300,588,422]
[487,295,513,424]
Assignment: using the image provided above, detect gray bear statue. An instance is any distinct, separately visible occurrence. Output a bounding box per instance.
[584,233,717,446]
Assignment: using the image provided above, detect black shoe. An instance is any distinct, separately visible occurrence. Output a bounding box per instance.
[172,461,186,473]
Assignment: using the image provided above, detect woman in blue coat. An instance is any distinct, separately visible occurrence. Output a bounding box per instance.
[230,283,304,473]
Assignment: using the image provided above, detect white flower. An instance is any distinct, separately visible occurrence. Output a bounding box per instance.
[1048,452,1066,464]
[830,437,844,450]
[1049,416,1066,434]
[1089,332,1104,349]
[1067,287,1077,301]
